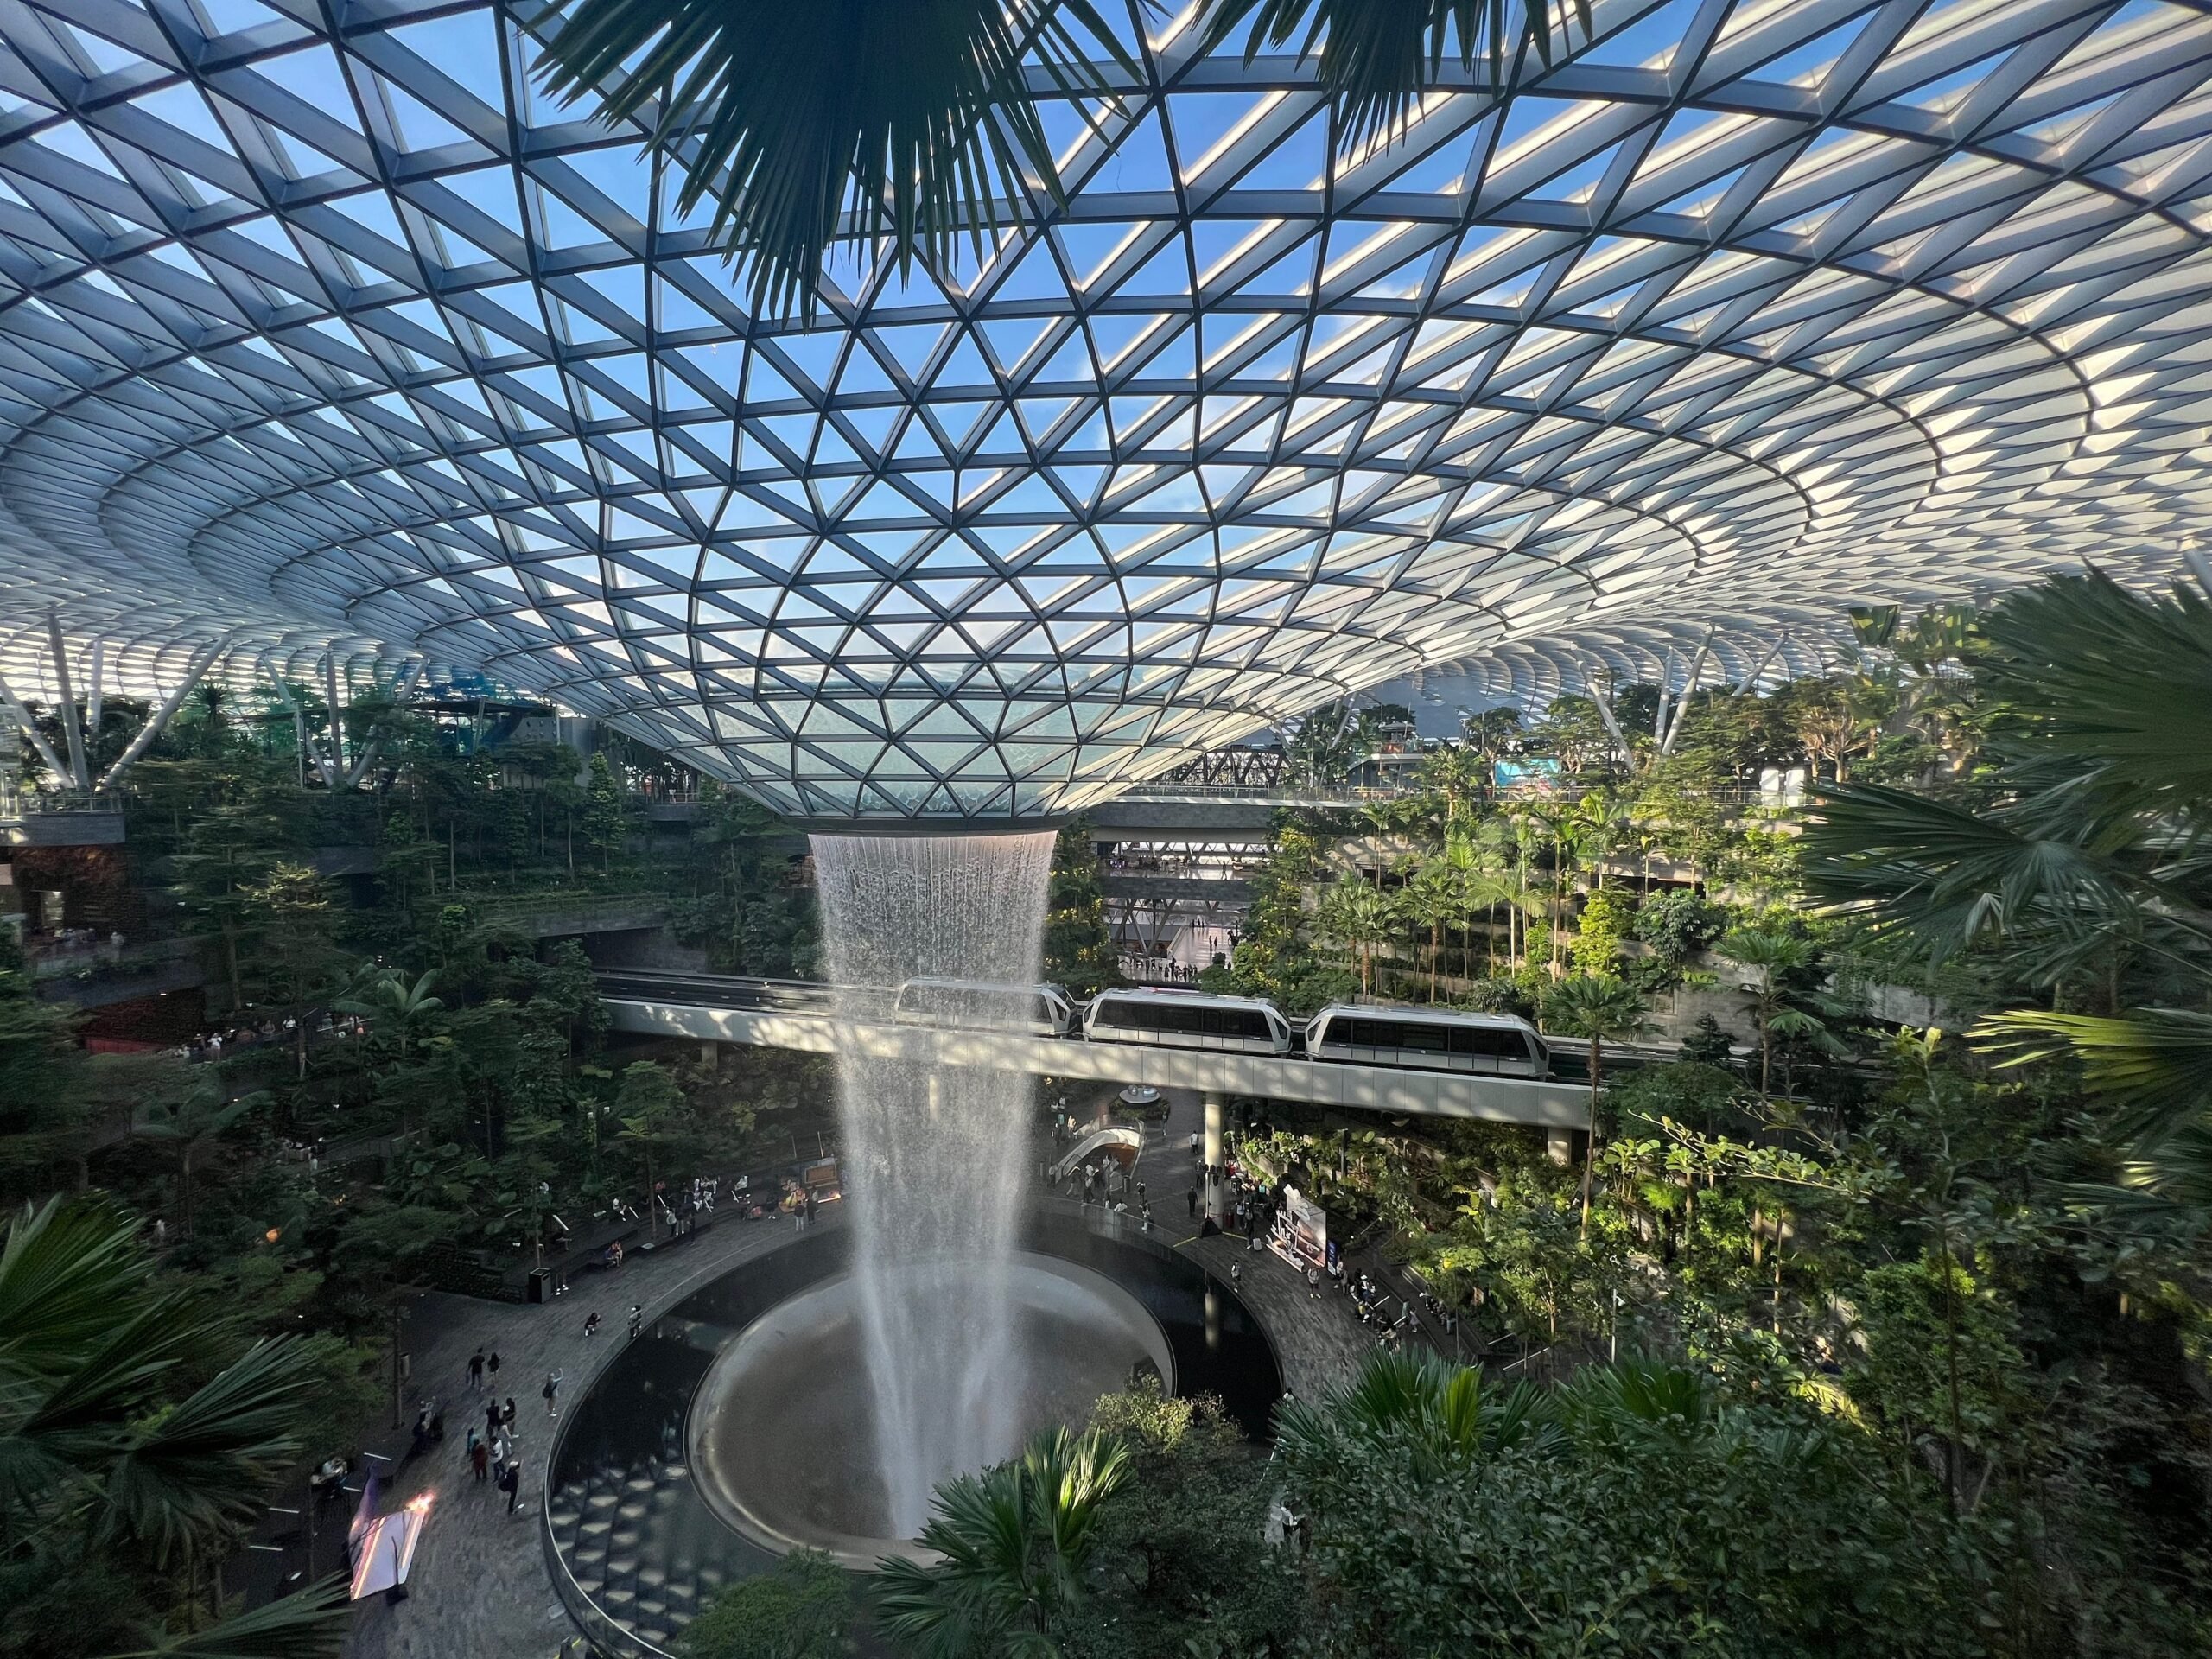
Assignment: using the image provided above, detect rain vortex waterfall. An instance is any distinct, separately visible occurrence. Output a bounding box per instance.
[809,831,1056,1535]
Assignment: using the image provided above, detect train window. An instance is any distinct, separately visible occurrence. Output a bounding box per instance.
[1449,1026,1523,1058]
[1400,1023,1453,1055]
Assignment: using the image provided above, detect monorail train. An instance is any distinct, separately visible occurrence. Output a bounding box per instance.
[1084,988,1294,1055]
[1303,1005,1549,1077]
[893,977,1078,1037]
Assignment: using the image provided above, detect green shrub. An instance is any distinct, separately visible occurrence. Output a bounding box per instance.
[677,1551,856,1659]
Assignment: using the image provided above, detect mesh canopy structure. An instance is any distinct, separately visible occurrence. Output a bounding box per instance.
[0,0,2207,818]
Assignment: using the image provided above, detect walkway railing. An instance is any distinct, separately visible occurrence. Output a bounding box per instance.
[0,789,122,817]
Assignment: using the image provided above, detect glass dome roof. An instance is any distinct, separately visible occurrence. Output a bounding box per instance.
[0,0,2207,817]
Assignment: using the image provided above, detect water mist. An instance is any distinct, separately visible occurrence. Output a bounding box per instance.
[808,830,1055,1535]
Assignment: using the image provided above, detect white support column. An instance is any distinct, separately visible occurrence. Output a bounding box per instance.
[1659,628,1715,756]
[1203,1090,1225,1223]
[0,671,73,790]
[1584,668,1630,766]
[340,659,424,788]
[268,673,340,788]
[324,654,346,775]
[1730,635,1787,699]
[86,640,104,740]
[99,639,225,791]
[47,613,89,791]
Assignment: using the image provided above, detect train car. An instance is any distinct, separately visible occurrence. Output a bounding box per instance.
[1303,1005,1549,1077]
[893,977,1077,1037]
[1083,988,1293,1055]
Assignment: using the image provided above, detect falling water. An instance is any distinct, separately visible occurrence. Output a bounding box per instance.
[808,830,1056,1535]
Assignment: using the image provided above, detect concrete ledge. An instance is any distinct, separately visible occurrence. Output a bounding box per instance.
[603,1000,1590,1129]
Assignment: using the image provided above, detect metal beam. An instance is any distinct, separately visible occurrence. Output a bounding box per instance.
[0,671,73,788]
[1659,628,1715,755]
[46,613,88,790]
[1583,665,1630,764]
[1730,634,1788,699]
[340,659,423,788]
[266,671,340,788]
[86,640,103,738]
[98,639,225,791]
[324,654,346,775]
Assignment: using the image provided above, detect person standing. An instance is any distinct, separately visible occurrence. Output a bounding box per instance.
[502,1395,518,1432]
[486,1351,500,1389]
[467,1350,485,1391]
[542,1370,562,1419]
[627,1303,644,1339]
[1186,1185,1198,1220]
[499,1459,521,1516]
[470,1438,489,1484]
[485,1400,501,1442]
[582,1311,601,1338]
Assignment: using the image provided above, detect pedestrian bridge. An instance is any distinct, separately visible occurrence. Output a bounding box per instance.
[594,971,1590,1132]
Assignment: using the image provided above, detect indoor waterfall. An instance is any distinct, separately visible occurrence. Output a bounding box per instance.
[808,830,1056,1536]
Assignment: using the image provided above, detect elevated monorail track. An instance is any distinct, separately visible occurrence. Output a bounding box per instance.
[594,970,1592,1131]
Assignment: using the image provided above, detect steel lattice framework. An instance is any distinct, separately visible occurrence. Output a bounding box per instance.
[0,0,2207,818]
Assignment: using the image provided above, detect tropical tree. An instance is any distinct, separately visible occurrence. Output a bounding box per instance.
[615,1059,687,1238]
[244,862,343,1081]
[1319,873,1388,997]
[347,966,447,1047]
[0,1198,352,1657]
[541,1,1587,321]
[132,1082,261,1239]
[1717,925,1813,1097]
[1402,861,1461,1001]
[1544,974,1651,1235]
[1805,569,2212,1199]
[873,1427,1130,1658]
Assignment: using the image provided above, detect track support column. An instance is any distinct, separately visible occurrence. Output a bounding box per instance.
[1203,1090,1225,1223]
[1547,1126,1574,1166]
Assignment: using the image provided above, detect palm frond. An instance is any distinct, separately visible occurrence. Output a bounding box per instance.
[0,1198,154,1382]
[1973,569,2212,820]
[99,1339,321,1567]
[1802,780,2171,965]
[1976,1007,2212,1147]
[108,1574,351,1659]
[536,0,1137,321]
[1198,0,1593,147]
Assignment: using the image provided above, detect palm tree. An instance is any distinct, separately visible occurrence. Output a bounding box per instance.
[616,1059,687,1239]
[0,1198,352,1656]
[1321,873,1389,998]
[1717,926,1813,1097]
[1544,974,1652,1236]
[1804,570,2212,1198]
[1403,861,1460,1001]
[874,1427,1130,1657]
[133,1081,260,1239]
[335,967,446,1065]
[1274,1348,1559,1483]
[541,1,1588,321]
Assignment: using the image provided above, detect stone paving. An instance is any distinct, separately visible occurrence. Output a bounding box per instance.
[341,1085,1378,1659]
[344,1211,830,1659]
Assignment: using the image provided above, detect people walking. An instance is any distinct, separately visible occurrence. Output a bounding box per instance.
[499,1459,521,1516]
[502,1395,518,1431]
[467,1349,485,1390]
[627,1303,644,1339]
[486,1351,500,1387]
[543,1370,562,1419]
[470,1439,489,1484]
[1186,1185,1198,1220]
